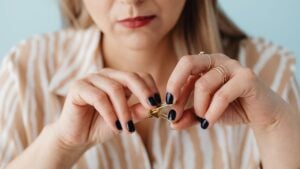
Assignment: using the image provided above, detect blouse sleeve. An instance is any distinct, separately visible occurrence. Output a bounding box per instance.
[0,41,31,168]
[282,73,300,112]
[0,29,94,168]
[274,50,299,112]
[240,38,299,110]
[237,38,300,169]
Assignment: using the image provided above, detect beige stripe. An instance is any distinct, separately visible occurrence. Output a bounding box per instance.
[288,81,300,111]
[0,84,19,161]
[253,43,279,74]
[258,52,280,86]
[161,132,180,169]
[75,155,89,169]
[12,130,23,155]
[22,38,36,143]
[48,31,84,91]
[112,137,128,169]
[35,37,48,131]
[28,37,41,139]
[188,127,204,169]
[277,58,295,95]
[100,143,113,168]
[55,31,95,94]
[95,146,106,169]
[235,126,250,168]
[1,77,14,118]
[127,135,140,169]
[242,39,261,69]
[290,78,300,109]
[159,120,169,160]
[76,30,100,76]
[45,33,54,76]
[224,126,234,169]
[151,120,163,165]
[271,54,290,91]
[2,141,15,165]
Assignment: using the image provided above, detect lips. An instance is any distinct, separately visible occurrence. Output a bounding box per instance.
[118,15,156,29]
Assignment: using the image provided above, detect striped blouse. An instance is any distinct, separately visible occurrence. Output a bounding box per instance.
[0,26,299,169]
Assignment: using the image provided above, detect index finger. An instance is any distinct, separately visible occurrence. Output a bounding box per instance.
[166,54,221,104]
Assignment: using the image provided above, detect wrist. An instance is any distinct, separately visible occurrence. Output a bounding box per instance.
[250,103,300,168]
[249,98,290,134]
[50,122,90,153]
[7,123,89,169]
[38,123,88,168]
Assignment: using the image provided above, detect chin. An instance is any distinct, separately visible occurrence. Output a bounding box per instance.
[119,33,161,51]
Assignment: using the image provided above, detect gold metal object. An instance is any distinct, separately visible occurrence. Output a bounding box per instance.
[147,103,171,121]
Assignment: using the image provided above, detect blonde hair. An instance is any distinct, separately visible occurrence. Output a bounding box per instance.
[59,0,246,59]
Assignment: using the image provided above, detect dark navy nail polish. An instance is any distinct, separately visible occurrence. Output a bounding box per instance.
[115,120,123,130]
[127,120,135,133]
[168,109,177,121]
[196,116,205,123]
[154,93,162,105]
[148,96,157,106]
[166,92,174,104]
[201,119,209,129]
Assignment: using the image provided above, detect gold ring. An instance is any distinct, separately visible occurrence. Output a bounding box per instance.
[212,65,229,84]
[199,52,214,71]
[207,55,215,70]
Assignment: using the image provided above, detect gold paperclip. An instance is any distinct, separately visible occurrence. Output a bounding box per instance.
[147,103,172,121]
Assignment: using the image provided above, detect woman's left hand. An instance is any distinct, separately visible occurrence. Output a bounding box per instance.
[166,53,291,130]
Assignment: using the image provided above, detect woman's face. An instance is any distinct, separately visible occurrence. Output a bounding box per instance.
[83,0,186,50]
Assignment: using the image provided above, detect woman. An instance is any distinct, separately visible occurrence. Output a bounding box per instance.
[0,0,299,168]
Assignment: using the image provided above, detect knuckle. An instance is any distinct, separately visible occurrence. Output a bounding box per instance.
[86,73,99,80]
[138,72,151,78]
[110,83,124,93]
[242,68,256,82]
[100,68,112,73]
[92,93,107,105]
[139,72,155,87]
[215,53,227,59]
[227,59,240,67]
[70,80,85,90]
[145,73,154,81]
[180,55,194,66]
[215,91,230,103]
[126,72,140,81]
[98,68,108,75]
[195,78,210,92]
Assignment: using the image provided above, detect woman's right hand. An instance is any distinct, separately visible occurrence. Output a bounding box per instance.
[54,68,161,150]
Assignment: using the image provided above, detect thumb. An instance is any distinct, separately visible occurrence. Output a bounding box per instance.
[171,108,200,130]
[172,75,199,122]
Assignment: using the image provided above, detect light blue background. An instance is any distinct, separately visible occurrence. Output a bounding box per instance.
[0,0,299,81]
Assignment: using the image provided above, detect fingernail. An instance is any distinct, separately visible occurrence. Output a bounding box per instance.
[166,92,174,104]
[168,109,177,121]
[196,116,205,123]
[127,120,135,133]
[201,119,209,129]
[154,93,162,106]
[115,120,122,131]
[148,96,157,106]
